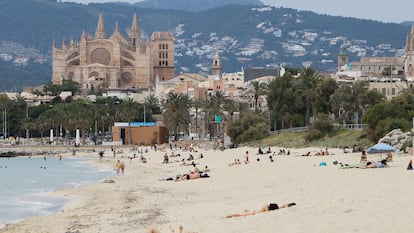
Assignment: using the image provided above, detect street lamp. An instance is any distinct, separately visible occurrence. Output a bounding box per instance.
[1,107,7,139]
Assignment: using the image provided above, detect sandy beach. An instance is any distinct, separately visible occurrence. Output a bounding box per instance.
[1,144,414,233]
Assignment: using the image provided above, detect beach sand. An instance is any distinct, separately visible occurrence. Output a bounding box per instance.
[1,144,414,233]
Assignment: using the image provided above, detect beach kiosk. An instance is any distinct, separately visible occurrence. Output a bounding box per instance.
[112,122,168,145]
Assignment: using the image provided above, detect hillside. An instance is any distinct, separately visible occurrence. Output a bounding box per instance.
[0,0,409,91]
[134,0,263,11]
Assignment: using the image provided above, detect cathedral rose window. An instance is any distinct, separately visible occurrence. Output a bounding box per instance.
[91,48,111,65]
[121,72,133,83]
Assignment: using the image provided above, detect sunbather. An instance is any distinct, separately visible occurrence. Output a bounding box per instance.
[360,159,387,169]
[226,202,296,218]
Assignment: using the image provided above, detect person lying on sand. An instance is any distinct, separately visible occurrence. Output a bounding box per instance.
[226,202,296,218]
[175,172,210,181]
[148,225,197,233]
[228,159,241,166]
[360,159,387,169]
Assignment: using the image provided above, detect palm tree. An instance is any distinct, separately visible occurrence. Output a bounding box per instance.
[35,115,49,145]
[249,80,267,112]
[118,98,140,145]
[162,92,191,141]
[144,94,160,122]
[295,67,321,125]
[202,91,229,139]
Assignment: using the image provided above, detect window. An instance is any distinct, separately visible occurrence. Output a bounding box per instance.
[392,88,396,95]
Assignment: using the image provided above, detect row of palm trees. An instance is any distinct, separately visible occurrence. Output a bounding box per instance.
[0,95,161,144]
[1,67,385,144]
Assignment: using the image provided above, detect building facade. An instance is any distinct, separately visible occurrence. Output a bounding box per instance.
[52,11,174,93]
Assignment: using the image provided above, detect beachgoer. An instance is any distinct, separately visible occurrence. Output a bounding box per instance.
[386,152,393,162]
[257,144,263,155]
[99,151,104,160]
[407,160,413,170]
[302,152,311,156]
[163,153,169,164]
[191,163,201,174]
[360,159,387,169]
[226,202,296,218]
[229,159,241,166]
[115,160,122,175]
[244,151,249,164]
[360,151,367,163]
[175,172,209,181]
[121,161,125,174]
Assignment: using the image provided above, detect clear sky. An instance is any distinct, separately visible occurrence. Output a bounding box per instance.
[63,0,414,24]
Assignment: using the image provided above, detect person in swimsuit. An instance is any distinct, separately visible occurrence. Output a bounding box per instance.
[226,202,296,218]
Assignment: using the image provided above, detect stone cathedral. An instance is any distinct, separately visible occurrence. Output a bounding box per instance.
[52,11,175,93]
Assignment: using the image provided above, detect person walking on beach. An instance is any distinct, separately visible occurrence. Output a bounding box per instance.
[115,160,122,175]
[121,161,125,175]
[244,151,249,164]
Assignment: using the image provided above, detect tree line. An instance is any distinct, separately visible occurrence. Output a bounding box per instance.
[1,68,412,145]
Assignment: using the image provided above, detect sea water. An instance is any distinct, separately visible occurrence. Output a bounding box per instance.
[0,156,113,224]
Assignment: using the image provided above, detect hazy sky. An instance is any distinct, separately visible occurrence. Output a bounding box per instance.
[63,0,414,23]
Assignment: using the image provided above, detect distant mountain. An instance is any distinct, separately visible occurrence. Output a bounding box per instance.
[400,21,413,27]
[134,0,263,12]
[0,0,410,91]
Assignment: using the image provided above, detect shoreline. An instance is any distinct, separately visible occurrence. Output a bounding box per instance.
[1,145,413,233]
[0,149,117,230]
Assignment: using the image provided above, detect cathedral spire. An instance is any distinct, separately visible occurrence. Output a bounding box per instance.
[95,11,106,39]
[129,10,140,47]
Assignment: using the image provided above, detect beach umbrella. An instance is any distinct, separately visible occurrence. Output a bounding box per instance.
[366,143,396,154]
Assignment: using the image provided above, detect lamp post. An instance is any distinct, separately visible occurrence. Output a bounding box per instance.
[2,107,6,139]
[25,104,29,140]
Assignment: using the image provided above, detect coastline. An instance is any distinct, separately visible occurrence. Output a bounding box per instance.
[1,145,413,233]
[0,148,115,230]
